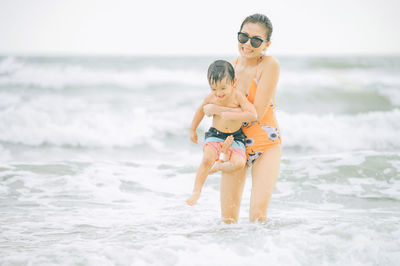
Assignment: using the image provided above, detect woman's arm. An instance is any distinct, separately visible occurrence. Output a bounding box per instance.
[253,57,280,122]
[220,92,257,122]
[203,104,241,117]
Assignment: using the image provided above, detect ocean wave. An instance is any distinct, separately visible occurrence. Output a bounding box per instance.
[1,56,399,153]
[278,56,400,70]
[2,56,400,97]
[279,109,400,152]
[0,94,192,149]
[0,57,24,75]
[279,68,400,108]
[0,93,399,153]
[280,68,400,93]
[0,143,11,161]
[0,57,206,90]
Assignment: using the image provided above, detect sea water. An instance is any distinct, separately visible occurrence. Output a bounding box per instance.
[0,55,399,265]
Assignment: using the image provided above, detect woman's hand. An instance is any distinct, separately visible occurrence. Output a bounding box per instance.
[203,104,220,117]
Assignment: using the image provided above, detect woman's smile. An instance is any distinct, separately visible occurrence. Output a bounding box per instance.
[241,46,253,55]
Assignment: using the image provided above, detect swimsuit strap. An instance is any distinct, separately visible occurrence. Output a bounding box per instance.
[235,56,276,107]
[253,56,262,78]
[248,57,261,102]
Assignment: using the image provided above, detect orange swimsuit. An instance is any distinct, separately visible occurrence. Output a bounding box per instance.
[235,58,282,165]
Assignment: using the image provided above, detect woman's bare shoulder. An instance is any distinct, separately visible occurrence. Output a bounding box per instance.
[258,56,280,77]
[260,56,280,69]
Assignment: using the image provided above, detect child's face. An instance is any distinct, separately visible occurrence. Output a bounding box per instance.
[210,77,235,102]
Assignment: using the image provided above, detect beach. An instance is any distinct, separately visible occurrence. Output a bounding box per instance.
[0,55,399,265]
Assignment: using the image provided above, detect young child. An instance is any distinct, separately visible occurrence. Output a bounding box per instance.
[186,60,257,206]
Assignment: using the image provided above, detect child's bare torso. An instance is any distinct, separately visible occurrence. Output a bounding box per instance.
[208,92,242,133]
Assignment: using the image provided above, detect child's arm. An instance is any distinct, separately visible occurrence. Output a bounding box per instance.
[190,94,212,144]
[220,92,257,122]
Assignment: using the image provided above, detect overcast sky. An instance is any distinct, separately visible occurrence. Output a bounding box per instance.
[0,0,399,56]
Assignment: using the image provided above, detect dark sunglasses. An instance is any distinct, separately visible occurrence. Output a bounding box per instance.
[237,32,267,48]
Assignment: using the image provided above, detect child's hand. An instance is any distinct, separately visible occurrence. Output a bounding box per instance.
[190,129,198,144]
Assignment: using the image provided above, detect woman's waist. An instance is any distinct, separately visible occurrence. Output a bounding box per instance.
[242,115,279,134]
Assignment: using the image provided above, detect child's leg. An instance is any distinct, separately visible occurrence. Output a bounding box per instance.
[209,136,246,174]
[216,152,246,173]
[186,145,218,206]
[209,135,233,174]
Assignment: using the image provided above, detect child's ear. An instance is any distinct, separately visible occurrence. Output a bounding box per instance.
[266,41,271,48]
[233,78,237,87]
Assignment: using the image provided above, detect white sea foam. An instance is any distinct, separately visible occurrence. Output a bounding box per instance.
[2,156,398,266]
[1,90,399,153]
[378,86,400,106]
[0,56,23,74]
[2,57,400,101]
[0,96,155,148]
[280,68,400,91]
[0,92,20,108]
[279,109,400,152]
[1,56,399,266]
[0,57,206,89]
[0,144,11,161]
[0,89,203,150]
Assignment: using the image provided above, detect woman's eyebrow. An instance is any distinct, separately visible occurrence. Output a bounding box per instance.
[252,34,264,39]
[243,31,263,39]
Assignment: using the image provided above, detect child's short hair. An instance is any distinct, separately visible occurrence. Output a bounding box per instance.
[207,60,235,85]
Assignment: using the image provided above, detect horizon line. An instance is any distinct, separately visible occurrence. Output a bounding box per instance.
[1,52,400,58]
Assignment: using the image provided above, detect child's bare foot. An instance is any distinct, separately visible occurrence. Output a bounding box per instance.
[221,135,234,154]
[186,191,201,206]
[209,161,222,174]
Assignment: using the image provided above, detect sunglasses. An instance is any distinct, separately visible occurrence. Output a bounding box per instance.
[237,32,267,48]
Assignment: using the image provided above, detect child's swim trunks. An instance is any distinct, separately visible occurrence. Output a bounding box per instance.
[204,127,246,161]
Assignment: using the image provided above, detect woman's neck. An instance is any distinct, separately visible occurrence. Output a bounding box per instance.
[239,55,263,67]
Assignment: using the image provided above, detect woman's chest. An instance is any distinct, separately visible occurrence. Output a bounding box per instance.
[234,66,257,95]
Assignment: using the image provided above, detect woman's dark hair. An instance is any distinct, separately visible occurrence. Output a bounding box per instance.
[240,13,273,41]
[207,60,235,85]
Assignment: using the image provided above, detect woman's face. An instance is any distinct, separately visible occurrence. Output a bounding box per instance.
[238,22,269,58]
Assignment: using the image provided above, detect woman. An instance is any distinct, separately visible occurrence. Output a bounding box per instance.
[204,13,281,223]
